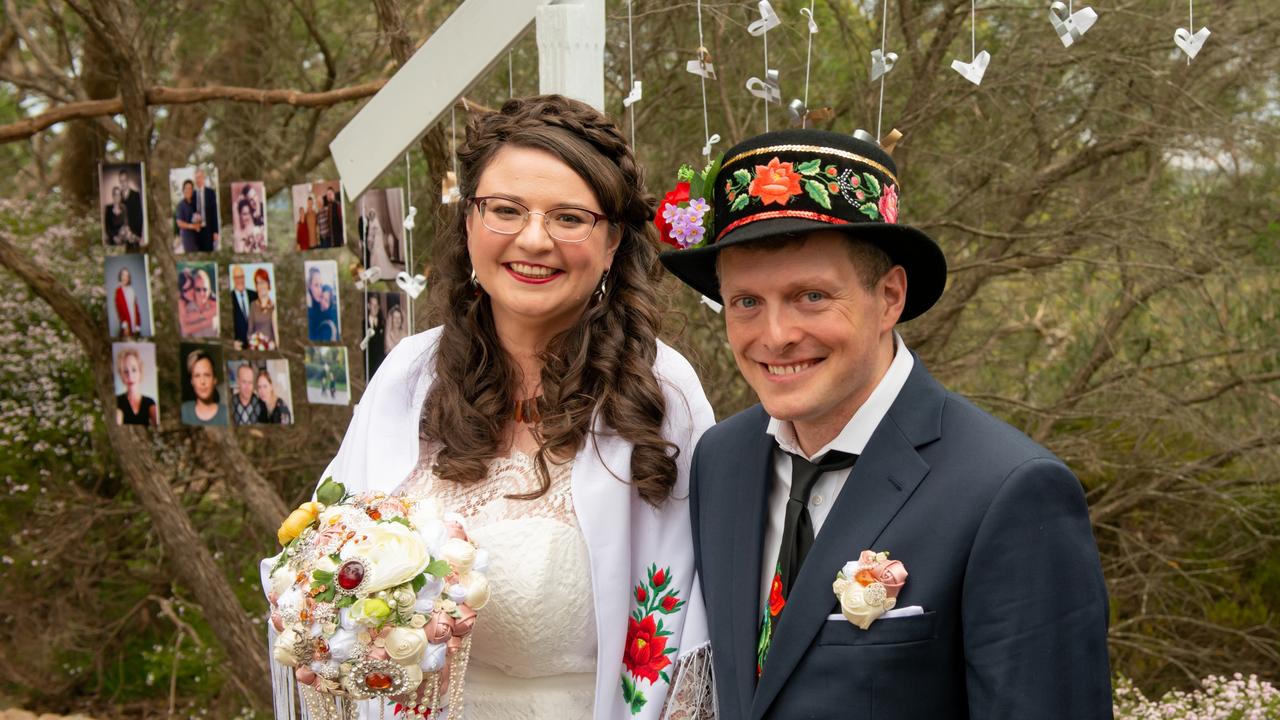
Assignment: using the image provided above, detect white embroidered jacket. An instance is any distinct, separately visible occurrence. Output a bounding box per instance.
[261,326,716,719]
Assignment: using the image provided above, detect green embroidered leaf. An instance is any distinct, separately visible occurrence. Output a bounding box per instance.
[862,173,882,197]
[660,670,672,684]
[804,179,832,210]
[630,693,647,714]
[410,573,427,593]
[795,159,822,176]
[733,169,752,187]
[621,675,636,702]
[424,559,451,578]
[729,194,750,213]
[336,594,357,609]
[859,204,881,221]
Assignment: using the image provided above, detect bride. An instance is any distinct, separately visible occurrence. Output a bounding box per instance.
[264,95,715,719]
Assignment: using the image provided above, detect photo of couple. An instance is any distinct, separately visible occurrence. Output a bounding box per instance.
[363,290,407,380]
[227,358,293,426]
[229,262,278,351]
[355,187,407,280]
[176,261,219,339]
[304,259,341,342]
[230,180,268,253]
[261,97,1111,719]
[98,162,147,247]
[170,165,221,254]
[292,180,344,251]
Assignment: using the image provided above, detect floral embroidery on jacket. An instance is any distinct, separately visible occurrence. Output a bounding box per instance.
[621,564,685,714]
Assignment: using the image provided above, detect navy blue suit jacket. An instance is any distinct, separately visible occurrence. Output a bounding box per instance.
[690,358,1112,719]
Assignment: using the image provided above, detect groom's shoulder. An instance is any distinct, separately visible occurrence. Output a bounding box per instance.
[697,403,770,455]
[928,380,1066,480]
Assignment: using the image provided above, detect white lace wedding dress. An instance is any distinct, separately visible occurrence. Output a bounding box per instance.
[395,443,596,720]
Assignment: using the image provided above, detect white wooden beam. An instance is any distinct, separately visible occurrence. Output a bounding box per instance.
[537,0,606,110]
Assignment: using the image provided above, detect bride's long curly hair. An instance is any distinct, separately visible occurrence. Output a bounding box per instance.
[421,95,676,507]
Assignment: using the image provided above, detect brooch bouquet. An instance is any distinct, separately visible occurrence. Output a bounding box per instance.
[831,550,908,630]
[654,158,722,250]
[267,478,490,718]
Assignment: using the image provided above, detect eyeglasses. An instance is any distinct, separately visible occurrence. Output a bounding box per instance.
[471,196,608,244]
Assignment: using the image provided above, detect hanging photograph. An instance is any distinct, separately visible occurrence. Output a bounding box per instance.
[104,254,154,339]
[292,180,344,250]
[305,346,350,405]
[229,180,269,253]
[176,260,220,339]
[228,262,278,351]
[304,259,341,342]
[112,342,159,427]
[364,290,407,380]
[226,358,293,425]
[180,342,227,426]
[356,187,407,279]
[170,165,221,254]
[99,162,148,247]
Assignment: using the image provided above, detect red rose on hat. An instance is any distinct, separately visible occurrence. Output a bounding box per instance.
[623,614,672,683]
[749,157,802,206]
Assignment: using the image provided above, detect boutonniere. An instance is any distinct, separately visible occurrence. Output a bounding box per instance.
[831,550,908,630]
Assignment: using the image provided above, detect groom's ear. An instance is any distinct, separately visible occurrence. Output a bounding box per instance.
[878,265,907,332]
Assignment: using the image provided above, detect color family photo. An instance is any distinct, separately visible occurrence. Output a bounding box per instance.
[226,358,293,425]
[104,254,153,339]
[304,259,340,342]
[112,342,158,427]
[229,262,278,351]
[291,180,343,250]
[304,346,348,405]
[176,261,219,338]
[170,165,221,254]
[230,180,268,253]
[98,162,147,247]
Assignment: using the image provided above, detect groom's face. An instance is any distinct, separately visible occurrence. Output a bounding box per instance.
[719,232,905,448]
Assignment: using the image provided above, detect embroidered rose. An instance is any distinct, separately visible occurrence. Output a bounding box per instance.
[748,158,803,206]
[878,183,899,224]
[768,572,786,617]
[623,614,673,683]
[635,584,647,602]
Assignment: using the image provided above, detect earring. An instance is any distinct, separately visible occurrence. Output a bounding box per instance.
[595,271,609,301]
[470,269,478,287]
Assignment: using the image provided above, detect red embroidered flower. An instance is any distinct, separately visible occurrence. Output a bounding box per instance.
[826,166,838,176]
[653,182,690,248]
[652,567,668,590]
[661,595,679,612]
[635,584,647,602]
[623,615,672,683]
[768,572,786,617]
[748,158,803,206]
[878,183,899,224]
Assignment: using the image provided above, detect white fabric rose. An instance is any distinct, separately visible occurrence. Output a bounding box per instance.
[420,642,449,673]
[269,565,295,598]
[837,580,897,630]
[314,554,338,575]
[392,586,417,610]
[327,627,359,662]
[340,523,431,592]
[441,538,476,574]
[273,628,302,667]
[463,573,491,610]
[384,627,428,664]
[472,548,491,574]
[447,583,468,604]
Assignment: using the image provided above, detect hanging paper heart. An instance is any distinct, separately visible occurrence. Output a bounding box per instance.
[396,272,427,299]
[701,133,722,157]
[685,47,716,79]
[747,0,782,37]
[870,49,898,81]
[700,296,723,314]
[623,80,643,107]
[1048,1,1098,48]
[745,69,781,103]
[951,50,991,86]
[402,205,418,232]
[355,266,382,291]
[359,326,376,351]
[799,7,818,34]
[1173,26,1210,60]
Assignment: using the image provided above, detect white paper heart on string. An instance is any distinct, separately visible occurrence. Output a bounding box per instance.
[1173,26,1210,60]
[685,57,716,80]
[746,69,781,103]
[870,49,898,81]
[1048,1,1098,48]
[402,205,418,232]
[951,50,991,86]
[700,296,723,314]
[396,272,427,299]
[623,80,643,107]
[701,133,722,157]
[799,7,818,34]
[359,326,376,351]
[355,266,382,291]
[747,0,781,36]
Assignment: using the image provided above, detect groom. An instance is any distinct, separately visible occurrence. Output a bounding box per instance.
[661,129,1112,718]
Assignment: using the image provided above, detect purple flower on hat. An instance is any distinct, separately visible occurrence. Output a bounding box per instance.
[668,200,709,249]
[662,202,682,224]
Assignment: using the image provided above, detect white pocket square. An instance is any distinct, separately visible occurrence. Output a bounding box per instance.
[827,605,923,622]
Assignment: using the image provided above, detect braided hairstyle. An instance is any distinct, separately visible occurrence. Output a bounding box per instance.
[422,95,677,507]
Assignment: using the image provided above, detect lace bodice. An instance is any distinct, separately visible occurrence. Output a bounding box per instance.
[395,443,596,719]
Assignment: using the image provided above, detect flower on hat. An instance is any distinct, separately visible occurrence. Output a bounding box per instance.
[878,183,899,224]
[748,158,803,206]
[653,162,719,250]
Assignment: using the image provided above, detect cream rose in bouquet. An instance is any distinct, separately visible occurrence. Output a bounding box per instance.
[267,477,489,717]
[832,550,909,630]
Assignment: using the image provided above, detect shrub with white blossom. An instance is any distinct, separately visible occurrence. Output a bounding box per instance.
[1114,673,1280,720]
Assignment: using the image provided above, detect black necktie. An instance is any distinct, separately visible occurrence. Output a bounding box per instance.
[777,450,858,597]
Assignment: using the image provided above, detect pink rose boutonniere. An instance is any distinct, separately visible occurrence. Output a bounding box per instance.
[831,550,908,630]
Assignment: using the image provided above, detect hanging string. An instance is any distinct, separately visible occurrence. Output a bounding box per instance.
[1187,0,1193,66]
[762,18,772,131]
[626,0,637,148]
[802,0,816,127]
[876,0,890,140]
[508,51,515,98]
[695,0,711,154]
[971,0,976,60]
[450,105,459,184]
[403,150,414,332]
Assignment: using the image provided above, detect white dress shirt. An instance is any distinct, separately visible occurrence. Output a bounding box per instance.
[759,332,914,615]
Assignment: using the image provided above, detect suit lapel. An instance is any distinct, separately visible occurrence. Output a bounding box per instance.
[721,408,773,720]
[751,361,945,718]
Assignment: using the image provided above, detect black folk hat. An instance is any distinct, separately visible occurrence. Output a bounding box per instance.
[658,128,947,322]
